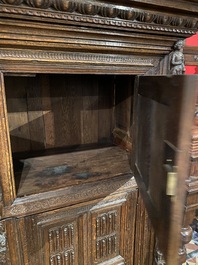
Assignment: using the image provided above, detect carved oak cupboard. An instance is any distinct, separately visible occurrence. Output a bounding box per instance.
[0,1,198,265]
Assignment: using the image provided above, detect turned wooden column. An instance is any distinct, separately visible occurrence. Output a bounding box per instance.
[155,226,193,265]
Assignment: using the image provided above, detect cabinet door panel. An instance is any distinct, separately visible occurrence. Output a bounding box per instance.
[17,186,138,265]
[18,204,89,265]
[132,75,198,264]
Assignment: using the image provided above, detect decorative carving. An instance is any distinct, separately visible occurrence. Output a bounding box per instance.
[95,211,118,260]
[179,226,193,264]
[0,222,7,264]
[155,226,193,265]
[1,0,23,4]
[48,223,76,265]
[195,55,198,61]
[77,3,99,16]
[155,247,166,265]
[0,49,156,66]
[50,251,75,265]
[155,15,172,25]
[0,1,197,34]
[119,8,139,21]
[137,11,156,23]
[96,235,117,259]
[99,6,119,18]
[170,40,186,75]
[7,176,135,217]
[25,0,52,8]
[96,212,117,237]
[52,0,76,12]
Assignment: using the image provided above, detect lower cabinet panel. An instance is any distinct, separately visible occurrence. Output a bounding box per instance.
[16,188,141,265]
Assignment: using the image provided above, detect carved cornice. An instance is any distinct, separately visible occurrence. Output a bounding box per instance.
[0,1,197,35]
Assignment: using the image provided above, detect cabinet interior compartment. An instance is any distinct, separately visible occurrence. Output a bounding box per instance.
[4,74,135,197]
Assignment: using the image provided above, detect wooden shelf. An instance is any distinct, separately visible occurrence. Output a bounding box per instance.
[14,146,132,197]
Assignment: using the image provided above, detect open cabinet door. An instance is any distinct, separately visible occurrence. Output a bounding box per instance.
[0,72,16,207]
[132,75,198,265]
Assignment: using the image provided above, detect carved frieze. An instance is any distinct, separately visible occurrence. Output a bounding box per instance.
[4,176,136,218]
[0,0,197,35]
[0,49,156,66]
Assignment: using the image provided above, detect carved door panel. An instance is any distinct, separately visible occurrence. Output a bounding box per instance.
[16,188,138,265]
[132,75,198,264]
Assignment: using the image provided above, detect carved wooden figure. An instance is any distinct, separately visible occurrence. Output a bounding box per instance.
[170,40,186,75]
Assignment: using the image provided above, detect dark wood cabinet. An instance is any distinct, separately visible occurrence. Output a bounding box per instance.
[1,72,155,265]
[0,1,198,265]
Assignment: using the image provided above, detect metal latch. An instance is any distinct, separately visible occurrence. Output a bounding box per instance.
[164,163,178,196]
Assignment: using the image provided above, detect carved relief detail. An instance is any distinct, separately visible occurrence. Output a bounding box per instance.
[96,212,117,237]
[1,0,23,4]
[170,40,186,75]
[26,0,52,9]
[6,177,135,217]
[50,251,75,265]
[96,235,117,259]
[0,1,197,33]
[95,211,118,260]
[0,49,156,66]
[0,222,7,264]
[48,223,76,265]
